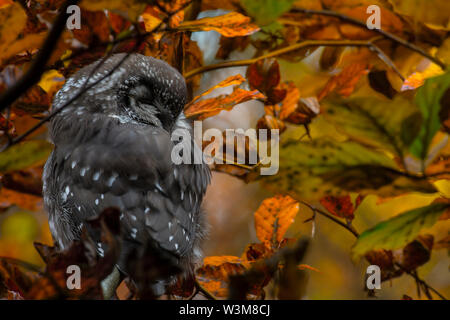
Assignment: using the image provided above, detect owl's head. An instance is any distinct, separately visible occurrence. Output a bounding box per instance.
[52,53,187,131]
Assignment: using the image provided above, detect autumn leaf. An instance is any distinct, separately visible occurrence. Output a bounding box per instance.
[0,188,42,212]
[189,74,246,105]
[247,59,286,104]
[401,64,443,91]
[0,166,43,196]
[0,140,52,173]
[393,234,433,271]
[0,2,27,64]
[410,71,450,160]
[318,63,370,100]
[368,70,397,99]
[12,85,50,114]
[338,6,404,39]
[254,195,299,246]
[141,6,165,32]
[322,95,421,158]
[352,202,449,259]
[319,195,363,220]
[196,256,249,298]
[177,12,259,37]
[319,47,344,71]
[388,0,450,30]
[185,86,264,120]
[261,138,436,201]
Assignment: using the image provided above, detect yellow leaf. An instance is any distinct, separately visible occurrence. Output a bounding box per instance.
[401,63,444,91]
[0,2,27,64]
[38,70,65,98]
[177,12,259,37]
[141,6,164,32]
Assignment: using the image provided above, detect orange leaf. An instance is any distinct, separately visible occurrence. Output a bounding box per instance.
[318,63,370,100]
[141,6,164,32]
[319,195,362,220]
[254,195,299,246]
[0,0,12,9]
[177,12,259,37]
[185,86,264,120]
[196,256,249,298]
[278,82,301,120]
[297,264,320,273]
[189,74,246,105]
[0,188,42,212]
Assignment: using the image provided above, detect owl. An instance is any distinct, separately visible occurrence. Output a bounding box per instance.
[42,53,211,297]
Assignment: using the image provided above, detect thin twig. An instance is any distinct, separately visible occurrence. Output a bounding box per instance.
[194,278,218,300]
[394,263,447,300]
[289,8,446,70]
[298,199,360,238]
[0,0,80,112]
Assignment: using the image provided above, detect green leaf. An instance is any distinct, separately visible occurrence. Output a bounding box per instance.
[240,0,295,25]
[261,138,436,201]
[0,140,53,173]
[352,202,449,259]
[323,96,421,158]
[410,71,450,160]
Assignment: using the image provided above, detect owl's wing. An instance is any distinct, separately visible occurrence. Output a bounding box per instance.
[50,116,210,261]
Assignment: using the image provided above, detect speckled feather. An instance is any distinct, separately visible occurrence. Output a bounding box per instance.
[43,53,211,285]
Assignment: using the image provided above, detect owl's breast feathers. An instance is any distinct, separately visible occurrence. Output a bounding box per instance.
[43,110,210,275]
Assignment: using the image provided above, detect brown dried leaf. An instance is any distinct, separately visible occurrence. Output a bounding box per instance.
[247,59,286,104]
[393,235,434,271]
[12,85,50,114]
[0,166,43,196]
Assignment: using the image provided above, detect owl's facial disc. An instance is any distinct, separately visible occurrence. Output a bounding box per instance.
[125,83,174,130]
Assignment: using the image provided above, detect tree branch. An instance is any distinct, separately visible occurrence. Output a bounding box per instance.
[289,8,446,70]
[184,38,404,80]
[0,0,80,113]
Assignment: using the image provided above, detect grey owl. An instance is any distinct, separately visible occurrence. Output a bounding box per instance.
[42,53,211,296]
